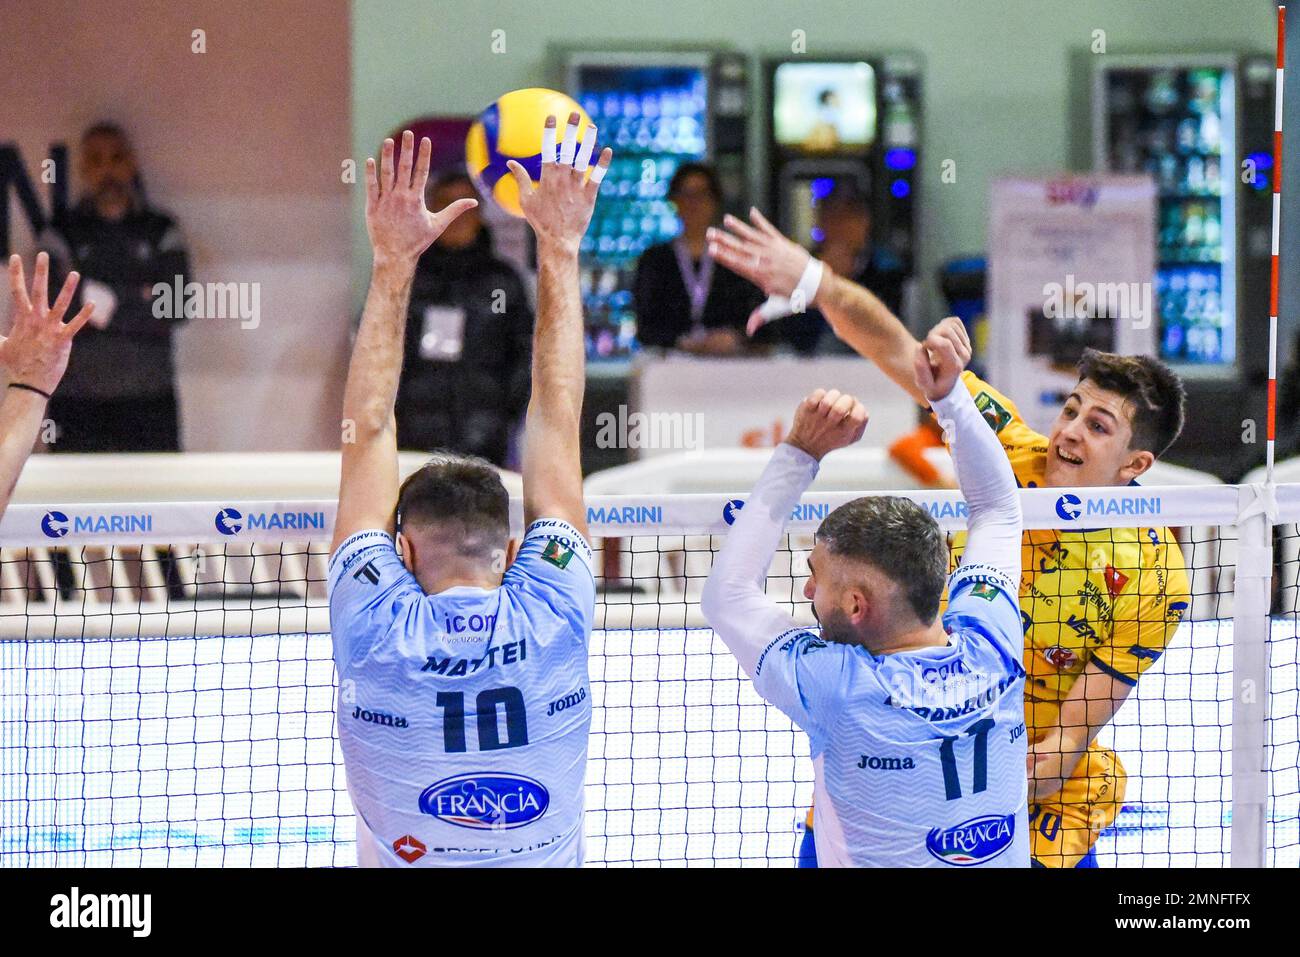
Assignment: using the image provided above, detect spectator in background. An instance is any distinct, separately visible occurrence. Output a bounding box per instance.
[394,169,533,467]
[40,122,191,451]
[798,184,907,355]
[634,163,764,356]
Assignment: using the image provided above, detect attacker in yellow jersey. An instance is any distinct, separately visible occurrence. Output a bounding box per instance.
[706,210,1189,868]
[945,358,1188,867]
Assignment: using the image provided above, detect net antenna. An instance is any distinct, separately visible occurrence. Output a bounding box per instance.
[1269,4,1287,483]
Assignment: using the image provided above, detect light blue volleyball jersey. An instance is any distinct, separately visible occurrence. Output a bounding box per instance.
[327,518,595,867]
[752,562,1030,867]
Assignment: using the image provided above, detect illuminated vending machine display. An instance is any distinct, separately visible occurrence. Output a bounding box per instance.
[766,54,922,288]
[1094,56,1275,378]
[566,52,750,360]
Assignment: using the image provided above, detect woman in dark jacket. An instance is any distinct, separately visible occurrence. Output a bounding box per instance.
[633,163,764,355]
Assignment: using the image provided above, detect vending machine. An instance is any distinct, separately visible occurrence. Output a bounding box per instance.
[564,51,752,361]
[1093,54,1275,474]
[764,53,923,281]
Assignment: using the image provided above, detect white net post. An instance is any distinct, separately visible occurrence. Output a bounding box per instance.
[1231,485,1273,867]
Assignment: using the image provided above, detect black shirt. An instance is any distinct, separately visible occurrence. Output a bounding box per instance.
[42,199,190,399]
[633,240,765,349]
[394,234,533,465]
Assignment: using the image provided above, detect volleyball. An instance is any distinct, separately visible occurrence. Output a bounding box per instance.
[466,87,594,217]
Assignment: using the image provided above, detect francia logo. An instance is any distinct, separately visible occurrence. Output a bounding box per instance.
[215,508,243,536]
[926,813,1016,866]
[1054,493,1082,521]
[419,773,549,830]
[722,499,744,525]
[41,510,69,538]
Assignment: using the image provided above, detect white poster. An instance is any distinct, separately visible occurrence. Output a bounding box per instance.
[988,176,1157,433]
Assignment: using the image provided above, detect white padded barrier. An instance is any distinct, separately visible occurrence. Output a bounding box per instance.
[10,451,522,503]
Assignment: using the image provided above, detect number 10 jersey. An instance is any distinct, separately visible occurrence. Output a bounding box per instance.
[327,519,595,867]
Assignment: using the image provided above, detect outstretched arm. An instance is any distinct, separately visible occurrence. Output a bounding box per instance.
[914,318,1021,581]
[506,114,613,540]
[331,132,478,554]
[707,209,925,404]
[702,389,868,674]
[0,253,94,517]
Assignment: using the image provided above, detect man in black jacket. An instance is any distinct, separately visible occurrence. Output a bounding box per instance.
[394,170,533,467]
[41,122,191,451]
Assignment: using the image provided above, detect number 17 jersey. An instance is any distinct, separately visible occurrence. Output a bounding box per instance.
[327,519,596,867]
[754,562,1030,867]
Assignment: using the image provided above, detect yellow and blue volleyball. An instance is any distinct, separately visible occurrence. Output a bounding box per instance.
[466,88,593,218]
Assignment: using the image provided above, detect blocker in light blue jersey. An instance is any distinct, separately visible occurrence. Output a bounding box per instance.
[327,518,595,867]
[752,561,1029,867]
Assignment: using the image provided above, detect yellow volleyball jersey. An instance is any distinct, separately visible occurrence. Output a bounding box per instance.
[947,372,1191,741]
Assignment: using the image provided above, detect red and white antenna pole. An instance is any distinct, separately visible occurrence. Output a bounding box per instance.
[1268,4,1286,483]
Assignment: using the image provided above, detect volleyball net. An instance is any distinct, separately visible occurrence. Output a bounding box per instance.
[0,484,1297,867]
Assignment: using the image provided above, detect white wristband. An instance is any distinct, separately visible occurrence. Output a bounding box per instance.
[792,257,825,311]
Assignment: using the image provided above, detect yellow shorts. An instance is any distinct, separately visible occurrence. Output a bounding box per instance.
[1029,745,1126,868]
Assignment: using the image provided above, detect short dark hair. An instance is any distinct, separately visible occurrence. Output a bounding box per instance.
[396,451,509,561]
[1076,349,1186,458]
[668,162,721,203]
[815,496,948,624]
[820,182,870,216]
[82,122,129,145]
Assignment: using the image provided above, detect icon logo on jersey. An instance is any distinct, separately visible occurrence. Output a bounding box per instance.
[1103,565,1129,598]
[722,499,744,525]
[419,773,549,830]
[353,561,381,586]
[215,508,243,535]
[971,582,998,601]
[1054,493,1082,521]
[926,812,1016,866]
[973,391,1012,433]
[40,510,69,538]
[1147,528,1160,546]
[1166,600,1188,622]
[392,834,426,863]
[1042,645,1080,670]
[540,538,574,570]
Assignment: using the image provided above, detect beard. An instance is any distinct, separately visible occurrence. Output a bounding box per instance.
[812,604,858,646]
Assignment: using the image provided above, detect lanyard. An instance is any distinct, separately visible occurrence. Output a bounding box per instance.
[672,237,715,329]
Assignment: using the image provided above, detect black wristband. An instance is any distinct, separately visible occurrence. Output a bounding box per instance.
[8,382,52,401]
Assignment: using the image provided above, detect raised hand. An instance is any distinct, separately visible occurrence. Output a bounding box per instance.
[784,388,869,462]
[913,316,972,403]
[1,252,95,395]
[365,130,478,268]
[506,113,613,256]
[706,207,823,337]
